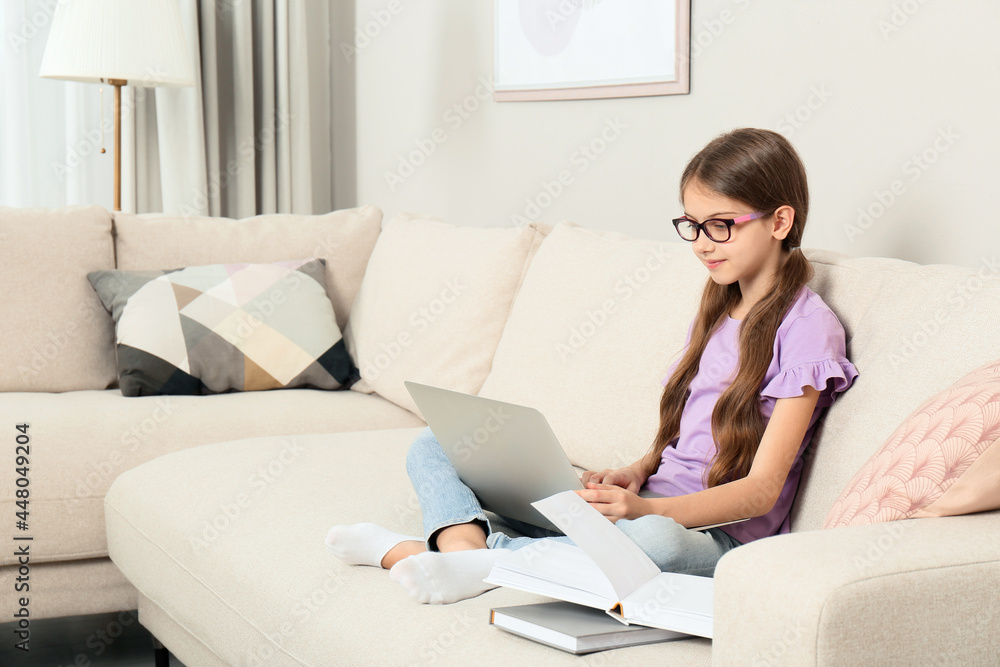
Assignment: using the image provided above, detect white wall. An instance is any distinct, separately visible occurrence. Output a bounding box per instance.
[344,0,1000,270]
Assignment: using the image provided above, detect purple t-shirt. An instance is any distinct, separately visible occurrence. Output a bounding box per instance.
[644,286,858,544]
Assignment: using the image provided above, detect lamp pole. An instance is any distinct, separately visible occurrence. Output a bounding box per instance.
[109,78,126,212]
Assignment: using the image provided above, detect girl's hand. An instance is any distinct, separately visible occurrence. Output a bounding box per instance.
[580,468,644,494]
[576,483,650,522]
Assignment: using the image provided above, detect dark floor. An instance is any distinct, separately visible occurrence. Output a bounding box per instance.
[0,611,186,667]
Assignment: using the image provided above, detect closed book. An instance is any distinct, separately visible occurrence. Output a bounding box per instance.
[490,601,688,654]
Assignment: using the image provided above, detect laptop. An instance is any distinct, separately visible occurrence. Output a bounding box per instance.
[403,381,584,532]
[402,381,750,534]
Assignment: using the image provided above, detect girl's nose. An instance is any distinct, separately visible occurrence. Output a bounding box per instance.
[692,230,714,253]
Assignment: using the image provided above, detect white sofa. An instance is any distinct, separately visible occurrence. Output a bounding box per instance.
[2,205,999,665]
[0,204,424,618]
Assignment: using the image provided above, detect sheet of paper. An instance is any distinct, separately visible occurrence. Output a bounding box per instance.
[532,491,661,601]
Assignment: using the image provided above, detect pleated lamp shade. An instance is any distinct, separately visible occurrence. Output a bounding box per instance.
[39,0,194,87]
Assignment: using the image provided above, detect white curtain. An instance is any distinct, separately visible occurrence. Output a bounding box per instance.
[1,0,332,217]
[1,0,115,209]
[135,0,332,217]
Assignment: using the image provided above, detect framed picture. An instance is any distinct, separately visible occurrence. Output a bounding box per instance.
[493,0,691,102]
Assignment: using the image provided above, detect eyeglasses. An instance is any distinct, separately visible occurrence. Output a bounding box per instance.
[672,211,767,243]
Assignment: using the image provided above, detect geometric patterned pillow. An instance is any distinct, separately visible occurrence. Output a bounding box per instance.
[824,358,1000,528]
[87,259,357,396]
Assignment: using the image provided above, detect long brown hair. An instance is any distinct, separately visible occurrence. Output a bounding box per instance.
[644,128,814,488]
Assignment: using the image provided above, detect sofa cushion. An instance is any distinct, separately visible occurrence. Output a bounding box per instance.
[791,251,1000,531]
[343,214,548,416]
[88,259,355,396]
[824,358,1000,528]
[478,221,704,473]
[0,205,117,391]
[112,205,382,331]
[0,390,424,565]
[104,430,712,665]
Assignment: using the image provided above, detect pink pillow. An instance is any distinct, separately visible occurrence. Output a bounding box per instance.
[825,359,1000,528]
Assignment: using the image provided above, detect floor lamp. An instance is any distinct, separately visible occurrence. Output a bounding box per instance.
[39,0,194,212]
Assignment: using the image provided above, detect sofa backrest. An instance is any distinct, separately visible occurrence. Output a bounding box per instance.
[478,221,702,472]
[113,205,383,330]
[343,213,549,415]
[477,222,1000,533]
[0,205,118,391]
[0,204,384,393]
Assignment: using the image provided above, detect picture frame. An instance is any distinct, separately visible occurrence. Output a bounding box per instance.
[493,0,691,102]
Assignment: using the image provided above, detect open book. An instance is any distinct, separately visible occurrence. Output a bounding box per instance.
[484,491,715,638]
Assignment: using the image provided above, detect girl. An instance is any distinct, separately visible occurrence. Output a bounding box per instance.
[326,128,858,604]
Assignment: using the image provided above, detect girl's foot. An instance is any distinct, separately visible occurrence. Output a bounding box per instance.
[388,549,511,604]
[324,523,423,568]
[381,539,426,569]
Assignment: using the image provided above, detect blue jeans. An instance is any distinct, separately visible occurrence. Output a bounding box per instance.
[406,426,742,577]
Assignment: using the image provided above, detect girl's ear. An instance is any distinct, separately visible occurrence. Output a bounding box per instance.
[771,205,795,241]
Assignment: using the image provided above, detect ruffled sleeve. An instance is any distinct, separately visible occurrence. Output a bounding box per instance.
[760,305,859,408]
[761,358,858,408]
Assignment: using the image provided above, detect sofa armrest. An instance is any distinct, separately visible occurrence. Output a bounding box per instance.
[711,512,1000,666]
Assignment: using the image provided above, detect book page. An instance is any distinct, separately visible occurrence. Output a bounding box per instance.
[532,492,661,601]
[485,541,618,610]
[619,572,714,639]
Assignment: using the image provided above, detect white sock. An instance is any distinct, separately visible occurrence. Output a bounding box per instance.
[324,523,421,568]
[388,549,511,604]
